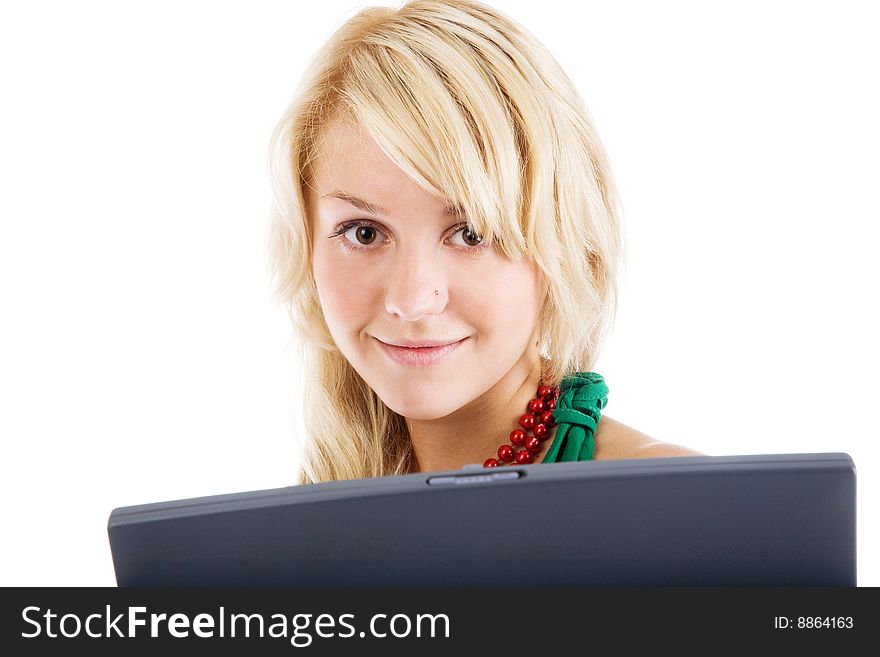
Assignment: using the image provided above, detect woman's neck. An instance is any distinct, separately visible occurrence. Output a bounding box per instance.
[407,356,550,473]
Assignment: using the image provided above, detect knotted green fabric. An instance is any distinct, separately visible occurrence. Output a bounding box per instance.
[541,372,608,463]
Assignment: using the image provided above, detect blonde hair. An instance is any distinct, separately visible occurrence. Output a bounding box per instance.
[267,0,623,484]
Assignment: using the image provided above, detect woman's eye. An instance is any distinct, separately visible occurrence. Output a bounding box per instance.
[452,225,484,247]
[341,224,385,246]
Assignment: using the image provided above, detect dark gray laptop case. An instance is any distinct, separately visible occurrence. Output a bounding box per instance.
[108,453,856,586]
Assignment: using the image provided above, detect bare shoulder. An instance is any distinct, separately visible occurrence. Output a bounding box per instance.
[593,415,705,460]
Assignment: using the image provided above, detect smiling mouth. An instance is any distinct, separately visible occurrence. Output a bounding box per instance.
[375,337,467,367]
[381,339,464,348]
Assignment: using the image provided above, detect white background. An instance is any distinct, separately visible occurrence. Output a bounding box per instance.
[1,0,876,586]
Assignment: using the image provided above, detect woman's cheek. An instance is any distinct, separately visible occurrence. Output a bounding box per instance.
[316,256,379,323]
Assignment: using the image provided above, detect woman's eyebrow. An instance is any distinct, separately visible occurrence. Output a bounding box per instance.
[322,190,463,217]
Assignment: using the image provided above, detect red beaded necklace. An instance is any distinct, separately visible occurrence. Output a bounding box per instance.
[483,384,559,467]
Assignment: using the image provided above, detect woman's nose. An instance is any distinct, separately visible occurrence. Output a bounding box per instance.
[383,246,447,322]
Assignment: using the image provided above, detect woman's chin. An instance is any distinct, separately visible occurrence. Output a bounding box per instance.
[374,385,463,420]
[383,399,457,421]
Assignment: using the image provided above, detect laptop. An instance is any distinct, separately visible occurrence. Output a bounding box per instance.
[107,453,856,586]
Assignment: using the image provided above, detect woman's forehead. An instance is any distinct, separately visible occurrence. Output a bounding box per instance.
[315,118,380,165]
[310,119,457,218]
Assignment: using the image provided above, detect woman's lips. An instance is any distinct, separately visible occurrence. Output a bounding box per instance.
[376,337,467,367]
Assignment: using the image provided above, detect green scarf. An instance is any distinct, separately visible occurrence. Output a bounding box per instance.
[541,372,608,462]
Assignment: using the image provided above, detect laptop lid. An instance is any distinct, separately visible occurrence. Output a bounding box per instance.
[107,453,856,586]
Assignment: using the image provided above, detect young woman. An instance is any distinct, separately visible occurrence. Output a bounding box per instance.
[267,0,702,484]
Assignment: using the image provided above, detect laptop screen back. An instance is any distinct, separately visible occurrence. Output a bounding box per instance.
[108,453,856,586]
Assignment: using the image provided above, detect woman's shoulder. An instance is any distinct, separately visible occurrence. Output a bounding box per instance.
[592,415,705,460]
[554,370,703,460]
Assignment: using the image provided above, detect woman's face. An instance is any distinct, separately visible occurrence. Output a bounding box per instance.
[308,118,543,420]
